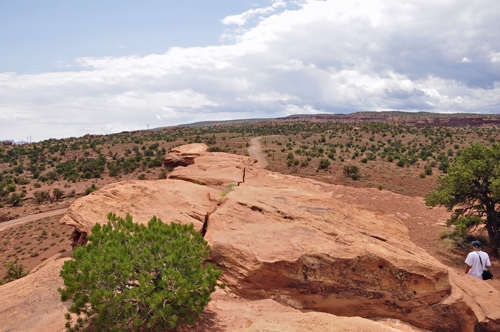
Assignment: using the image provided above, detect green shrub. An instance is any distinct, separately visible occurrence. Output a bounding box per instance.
[3,261,29,282]
[59,213,223,331]
[6,193,22,206]
[317,158,331,170]
[419,172,426,178]
[84,184,99,196]
[343,165,360,180]
[53,188,64,200]
[34,190,50,204]
[360,158,368,163]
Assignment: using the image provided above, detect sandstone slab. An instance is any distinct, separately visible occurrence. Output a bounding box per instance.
[167,150,500,332]
[163,143,209,168]
[0,253,71,332]
[168,153,255,186]
[60,179,220,235]
[55,147,500,332]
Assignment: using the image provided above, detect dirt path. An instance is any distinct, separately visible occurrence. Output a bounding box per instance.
[248,137,268,168]
[0,208,69,231]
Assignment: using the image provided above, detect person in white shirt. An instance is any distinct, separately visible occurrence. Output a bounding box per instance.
[465,241,492,280]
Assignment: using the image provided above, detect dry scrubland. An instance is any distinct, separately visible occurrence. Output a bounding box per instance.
[1,118,499,285]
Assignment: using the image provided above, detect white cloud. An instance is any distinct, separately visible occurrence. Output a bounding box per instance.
[488,51,500,63]
[1,0,500,141]
[221,1,286,26]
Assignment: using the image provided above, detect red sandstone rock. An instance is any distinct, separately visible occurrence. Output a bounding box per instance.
[168,153,256,186]
[0,266,409,332]
[60,179,220,234]
[207,289,401,332]
[165,150,500,332]
[162,143,209,168]
[0,253,71,332]
[54,147,500,332]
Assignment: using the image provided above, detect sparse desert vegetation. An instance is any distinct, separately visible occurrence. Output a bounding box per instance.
[1,113,500,292]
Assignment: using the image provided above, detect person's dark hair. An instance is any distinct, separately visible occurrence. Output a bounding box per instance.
[471,240,483,247]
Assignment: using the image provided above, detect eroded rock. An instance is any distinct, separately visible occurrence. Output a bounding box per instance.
[55,146,500,332]
[168,153,256,186]
[162,143,209,168]
[60,179,220,234]
[0,253,71,332]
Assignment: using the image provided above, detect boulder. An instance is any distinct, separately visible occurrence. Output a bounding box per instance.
[0,253,71,332]
[163,143,209,168]
[60,179,220,235]
[168,153,256,186]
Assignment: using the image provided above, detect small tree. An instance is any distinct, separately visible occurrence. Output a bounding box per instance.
[6,193,22,206]
[317,158,331,170]
[59,213,223,331]
[425,144,500,256]
[34,190,50,204]
[343,165,360,180]
[53,188,64,201]
[2,261,29,283]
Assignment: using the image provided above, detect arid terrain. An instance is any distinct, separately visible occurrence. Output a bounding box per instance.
[1,112,499,331]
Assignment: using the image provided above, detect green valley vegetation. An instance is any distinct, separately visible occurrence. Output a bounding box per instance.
[58,213,223,331]
[0,114,499,207]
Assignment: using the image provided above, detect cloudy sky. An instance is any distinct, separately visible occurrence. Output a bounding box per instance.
[1,0,500,142]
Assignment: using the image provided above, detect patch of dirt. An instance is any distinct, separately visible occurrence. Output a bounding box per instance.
[0,214,73,278]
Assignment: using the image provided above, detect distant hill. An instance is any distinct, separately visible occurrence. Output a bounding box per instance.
[150,112,500,132]
[275,111,500,127]
[151,118,275,131]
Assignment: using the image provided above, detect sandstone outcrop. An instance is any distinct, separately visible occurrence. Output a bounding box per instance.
[0,253,71,332]
[45,145,500,331]
[169,153,256,186]
[206,288,401,332]
[162,143,209,168]
[0,262,406,332]
[60,178,221,236]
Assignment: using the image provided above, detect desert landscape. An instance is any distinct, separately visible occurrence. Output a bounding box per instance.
[0,113,499,331]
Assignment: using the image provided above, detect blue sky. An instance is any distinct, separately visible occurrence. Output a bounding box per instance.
[0,0,257,73]
[1,0,500,142]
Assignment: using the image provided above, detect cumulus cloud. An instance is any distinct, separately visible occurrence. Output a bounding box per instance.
[489,51,500,63]
[221,1,287,26]
[1,0,500,141]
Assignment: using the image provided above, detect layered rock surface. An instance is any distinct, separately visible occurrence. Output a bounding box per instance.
[0,253,71,332]
[60,179,221,234]
[2,144,499,332]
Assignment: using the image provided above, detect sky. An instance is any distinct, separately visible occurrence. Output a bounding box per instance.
[1,0,500,142]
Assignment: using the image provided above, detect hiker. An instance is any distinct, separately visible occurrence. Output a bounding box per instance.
[465,241,492,280]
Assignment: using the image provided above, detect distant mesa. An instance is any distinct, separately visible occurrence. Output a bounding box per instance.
[275,112,500,127]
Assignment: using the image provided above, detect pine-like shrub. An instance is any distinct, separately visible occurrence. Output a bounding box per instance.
[59,213,223,331]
